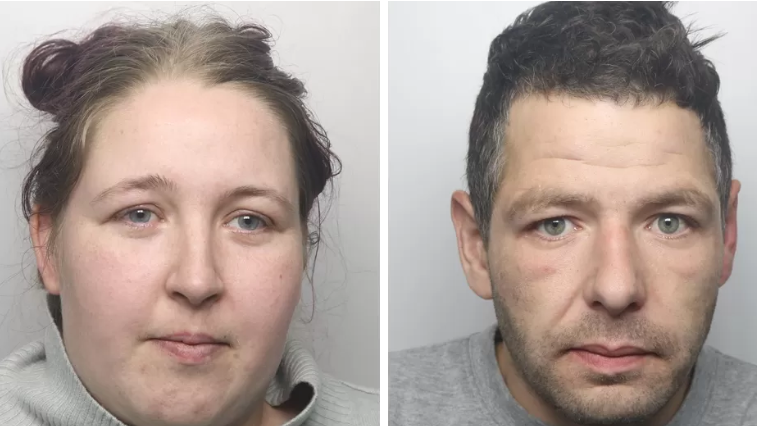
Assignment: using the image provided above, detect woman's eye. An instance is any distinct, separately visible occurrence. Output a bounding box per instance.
[229,214,266,231]
[652,214,689,235]
[124,209,154,224]
[535,217,575,238]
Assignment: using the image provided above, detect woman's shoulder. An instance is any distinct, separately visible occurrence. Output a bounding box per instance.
[0,338,47,385]
[306,374,379,426]
[0,339,48,423]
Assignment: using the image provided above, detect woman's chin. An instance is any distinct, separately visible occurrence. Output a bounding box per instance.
[118,381,252,426]
[129,394,239,426]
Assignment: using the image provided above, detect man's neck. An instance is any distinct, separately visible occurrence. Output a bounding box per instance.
[494,341,692,426]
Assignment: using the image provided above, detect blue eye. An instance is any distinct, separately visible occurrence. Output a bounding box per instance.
[653,214,689,236]
[126,209,152,224]
[536,217,575,238]
[231,214,265,231]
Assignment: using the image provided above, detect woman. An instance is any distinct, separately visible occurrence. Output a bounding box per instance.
[0,13,377,426]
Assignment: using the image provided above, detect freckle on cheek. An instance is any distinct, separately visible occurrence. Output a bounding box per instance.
[539,265,557,276]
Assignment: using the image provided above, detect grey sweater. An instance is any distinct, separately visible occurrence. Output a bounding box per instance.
[0,316,378,426]
[390,325,757,426]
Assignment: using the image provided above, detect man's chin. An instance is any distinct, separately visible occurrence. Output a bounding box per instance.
[544,380,673,426]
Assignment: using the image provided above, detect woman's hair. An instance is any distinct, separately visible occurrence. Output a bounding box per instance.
[20,14,341,324]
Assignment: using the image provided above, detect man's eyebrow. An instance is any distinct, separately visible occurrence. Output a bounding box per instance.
[506,189,596,222]
[636,189,716,215]
[92,174,177,205]
[92,175,296,214]
[506,187,716,221]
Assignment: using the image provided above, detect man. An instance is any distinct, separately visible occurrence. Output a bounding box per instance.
[389,2,757,426]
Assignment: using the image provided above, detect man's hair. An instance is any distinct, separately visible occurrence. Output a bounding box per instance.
[468,1,730,245]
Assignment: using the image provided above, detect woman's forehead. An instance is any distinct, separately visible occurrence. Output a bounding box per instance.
[81,80,299,202]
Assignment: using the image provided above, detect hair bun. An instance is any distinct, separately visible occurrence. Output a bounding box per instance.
[22,39,80,116]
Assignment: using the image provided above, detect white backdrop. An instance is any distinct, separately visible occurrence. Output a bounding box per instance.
[389,0,757,365]
[0,2,378,388]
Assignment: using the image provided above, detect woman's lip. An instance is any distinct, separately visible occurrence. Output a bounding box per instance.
[153,339,226,365]
[159,332,224,345]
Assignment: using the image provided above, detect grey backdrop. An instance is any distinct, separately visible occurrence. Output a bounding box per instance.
[389,1,757,364]
[0,2,379,388]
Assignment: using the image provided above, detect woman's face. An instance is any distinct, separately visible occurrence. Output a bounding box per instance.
[36,79,305,426]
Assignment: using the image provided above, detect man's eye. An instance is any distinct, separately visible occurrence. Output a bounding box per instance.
[535,217,575,238]
[651,214,689,236]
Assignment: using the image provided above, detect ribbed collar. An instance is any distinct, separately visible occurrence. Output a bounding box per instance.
[32,309,322,426]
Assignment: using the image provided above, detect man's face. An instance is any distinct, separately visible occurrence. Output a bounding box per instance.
[454,94,739,425]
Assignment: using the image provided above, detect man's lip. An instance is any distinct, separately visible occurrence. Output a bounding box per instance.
[155,333,226,345]
[574,344,652,357]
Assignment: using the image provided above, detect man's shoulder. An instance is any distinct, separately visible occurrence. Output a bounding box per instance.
[389,334,474,389]
[706,344,757,389]
[389,332,493,426]
[701,345,757,423]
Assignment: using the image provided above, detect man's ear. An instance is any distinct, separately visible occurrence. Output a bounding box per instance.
[451,191,493,300]
[29,207,61,295]
[719,179,740,286]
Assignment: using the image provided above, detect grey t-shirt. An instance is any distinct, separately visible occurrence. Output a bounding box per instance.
[389,325,757,426]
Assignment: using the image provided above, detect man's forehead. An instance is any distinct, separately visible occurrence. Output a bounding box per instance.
[500,94,713,179]
[503,95,706,152]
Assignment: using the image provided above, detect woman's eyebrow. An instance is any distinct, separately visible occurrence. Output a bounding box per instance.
[91,174,177,205]
[91,174,295,214]
[219,185,295,215]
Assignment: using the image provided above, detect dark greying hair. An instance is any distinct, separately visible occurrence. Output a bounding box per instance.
[20,14,341,324]
[468,1,730,245]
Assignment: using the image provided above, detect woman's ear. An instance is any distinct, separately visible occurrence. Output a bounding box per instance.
[303,228,314,270]
[29,207,61,295]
